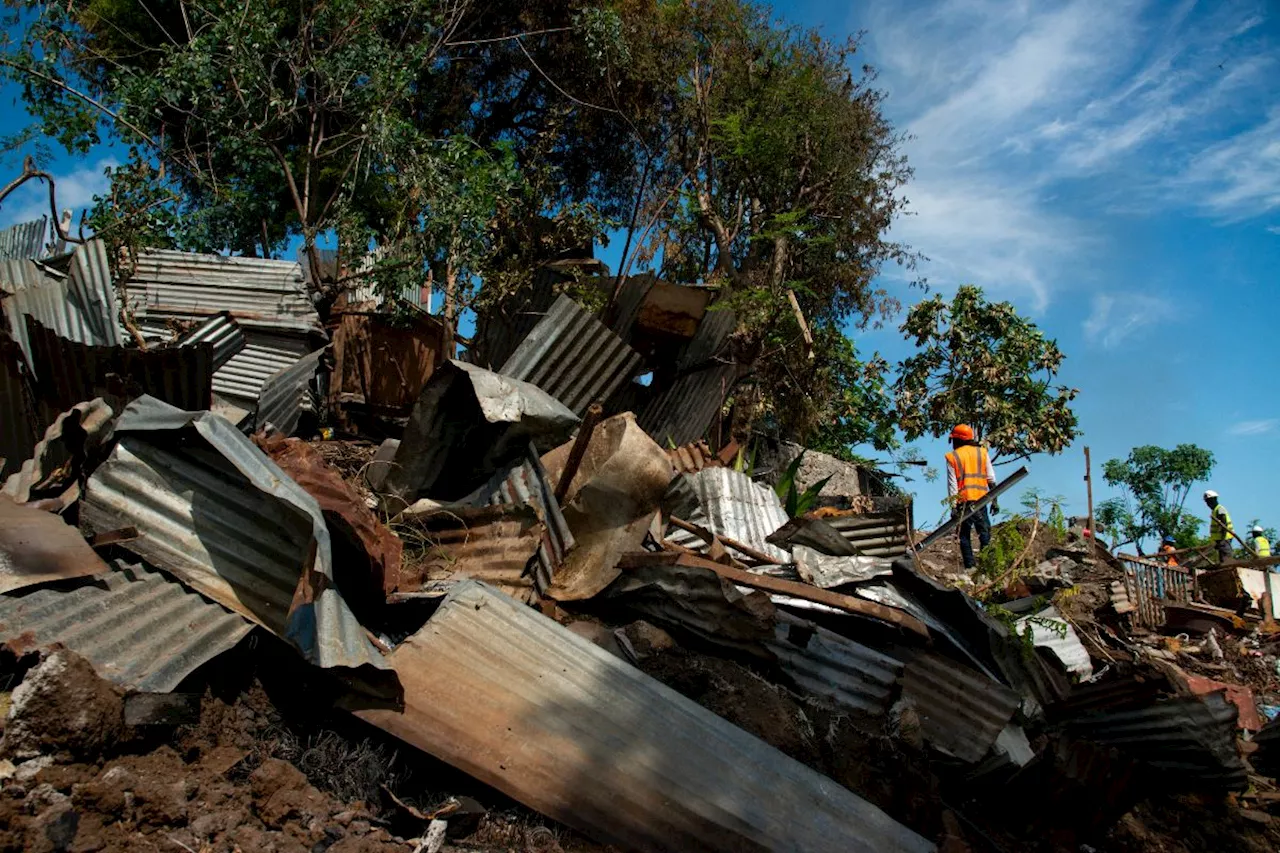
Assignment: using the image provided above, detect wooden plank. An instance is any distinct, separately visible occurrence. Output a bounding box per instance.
[617,551,929,638]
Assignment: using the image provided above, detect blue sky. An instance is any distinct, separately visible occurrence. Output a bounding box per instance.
[2,0,1278,546]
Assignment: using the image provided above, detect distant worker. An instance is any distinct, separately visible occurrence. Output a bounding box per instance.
[946,424,997,571]
[1158,536,1178,567]
[1204,490,1234,564]
[1251,525,1271,558]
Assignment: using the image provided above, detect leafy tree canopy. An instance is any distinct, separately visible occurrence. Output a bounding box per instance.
[1098,444,1215,552]
[894,285,1080,461]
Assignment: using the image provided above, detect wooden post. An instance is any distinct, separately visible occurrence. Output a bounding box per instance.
[1084,446,1095,542]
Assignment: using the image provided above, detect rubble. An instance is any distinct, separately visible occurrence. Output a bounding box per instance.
[3,266,1280,852]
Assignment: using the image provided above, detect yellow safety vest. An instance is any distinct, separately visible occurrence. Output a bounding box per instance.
[1209,505,1233,542]
[946,445,991,503]
[1254,536,1271,558]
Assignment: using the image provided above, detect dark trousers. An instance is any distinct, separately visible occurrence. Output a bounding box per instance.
[1215,539,1232,564]
[959,505,992,569]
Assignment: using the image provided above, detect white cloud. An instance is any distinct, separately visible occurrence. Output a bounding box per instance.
[1267,225,1280,235]
[0,158,116,234]
[1082,292,1175,349]
[1228,419,1280,437]
[861,0,1278,307]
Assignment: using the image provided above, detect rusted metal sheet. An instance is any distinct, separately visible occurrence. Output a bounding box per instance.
[255,347,327,437]
[470,444,573,597]
[383,360,579,506]
[24,315,213,413]
[900,651,1022,763]
[768,614,903,718]
[1119,554,1192,628]
[665,467,791,563]
[1183,676,1262,731]
[254,435,403,603]
[540,413,673,601]
[331,311,445,416]
[213,330,314,407]
[357,580,935,853]
[0,496,111,593]
[635,282,712,338]
[1,240,122,372]
[0,560,252,691]
[822,509,914,558]
[1063,693,1247,792]
[124,249,322,333]
[0,218,49,260]
[500,294,642,416]
[637,363,740,448]
[3,398,112,504]
[668,440,720,474]
[390,503,543,602]
[80,395,387,674]
[174,311,246,371]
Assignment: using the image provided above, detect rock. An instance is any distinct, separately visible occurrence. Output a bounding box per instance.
[622,621,677,658]
[25,802,78,853]
[0,651,126,763]
[13,756,53,782]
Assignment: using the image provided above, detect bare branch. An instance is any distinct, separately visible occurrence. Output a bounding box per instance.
[446,26,574,47]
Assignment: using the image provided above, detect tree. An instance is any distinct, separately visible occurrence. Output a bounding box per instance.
[894,285,1079,461]
[1099,444,1215,552]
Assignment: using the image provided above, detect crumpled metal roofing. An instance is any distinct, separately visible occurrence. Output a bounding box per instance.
[821,510,913,558]
[500,294,642,416]
[255,347,327,437]
[900,651,1022,763]
[212,330,314,407]
[1,240,122,373]
[0,218,49,260]
[768,614,903,717]
[80,395,387,674]
[174,311,247,371]
[636,362,740,448]
[0,560,252,692]
[124,249,322,333]
[0,335,39,481]
[665,467,791,562]
[1063,693,1247,791]
[357,580,934,853]
[1017,606,1093,680]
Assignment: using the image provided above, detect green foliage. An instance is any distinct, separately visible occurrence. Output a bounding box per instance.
[894,285,1080,461]
[774,452,830,518]
[976,520,1026,580]
[984,597,1066,662]
[1019,488,1068,542]
[1101,444,1215,551]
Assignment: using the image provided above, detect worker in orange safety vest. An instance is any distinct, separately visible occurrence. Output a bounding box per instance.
[945,424,997,570]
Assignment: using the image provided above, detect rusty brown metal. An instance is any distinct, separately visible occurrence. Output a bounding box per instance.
[255,435,403,602]
[553,402,603,503]
[356,580,934,853]
[330,311,446,418]
[668,440,720,474]
[389,503,544,603]
[0,496,112,593]
[668,515,782,566]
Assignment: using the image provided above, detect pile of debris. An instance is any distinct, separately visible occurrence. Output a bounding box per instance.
[4,244,1280,852]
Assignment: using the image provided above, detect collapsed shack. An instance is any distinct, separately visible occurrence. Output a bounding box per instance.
[2,248,1280,852]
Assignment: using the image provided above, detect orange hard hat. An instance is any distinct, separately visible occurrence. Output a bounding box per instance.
[950,424,975,441]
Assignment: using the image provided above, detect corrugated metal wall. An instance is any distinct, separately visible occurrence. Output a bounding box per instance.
[0,218,49,260]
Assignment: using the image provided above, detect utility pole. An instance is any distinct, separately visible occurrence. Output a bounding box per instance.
[1084,446,1095,541]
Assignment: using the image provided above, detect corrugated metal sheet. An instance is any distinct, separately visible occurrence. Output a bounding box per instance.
[0,218,49,260]
[468,266,560,369]
[665,467,791,562]
[124,250,322,333]
[500,294,642,416]
[0,335,40,481]
[1,240,122,373]
[900,652,1022,763]
[3,398,113,503]
[1063,693,1248,791]
[668,441,720,474]
[331,311,445,416]
[472,444,574,596]
[357,580,934,853]
[80,395,386,674]
[24,315,212,413]
[1017,606,1093,680]
[768,615,903,717]
[390,503,543,602]
[824,510,913,558]
[675,306,736,369]
[212,330,313,406]
[637,362,740,448]
[0,560,252,692]
[255,347,327,437]
[175,311,246,371]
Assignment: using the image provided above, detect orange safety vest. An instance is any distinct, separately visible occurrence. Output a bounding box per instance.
[1159,544,1178,567]
[946,444,991,504]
